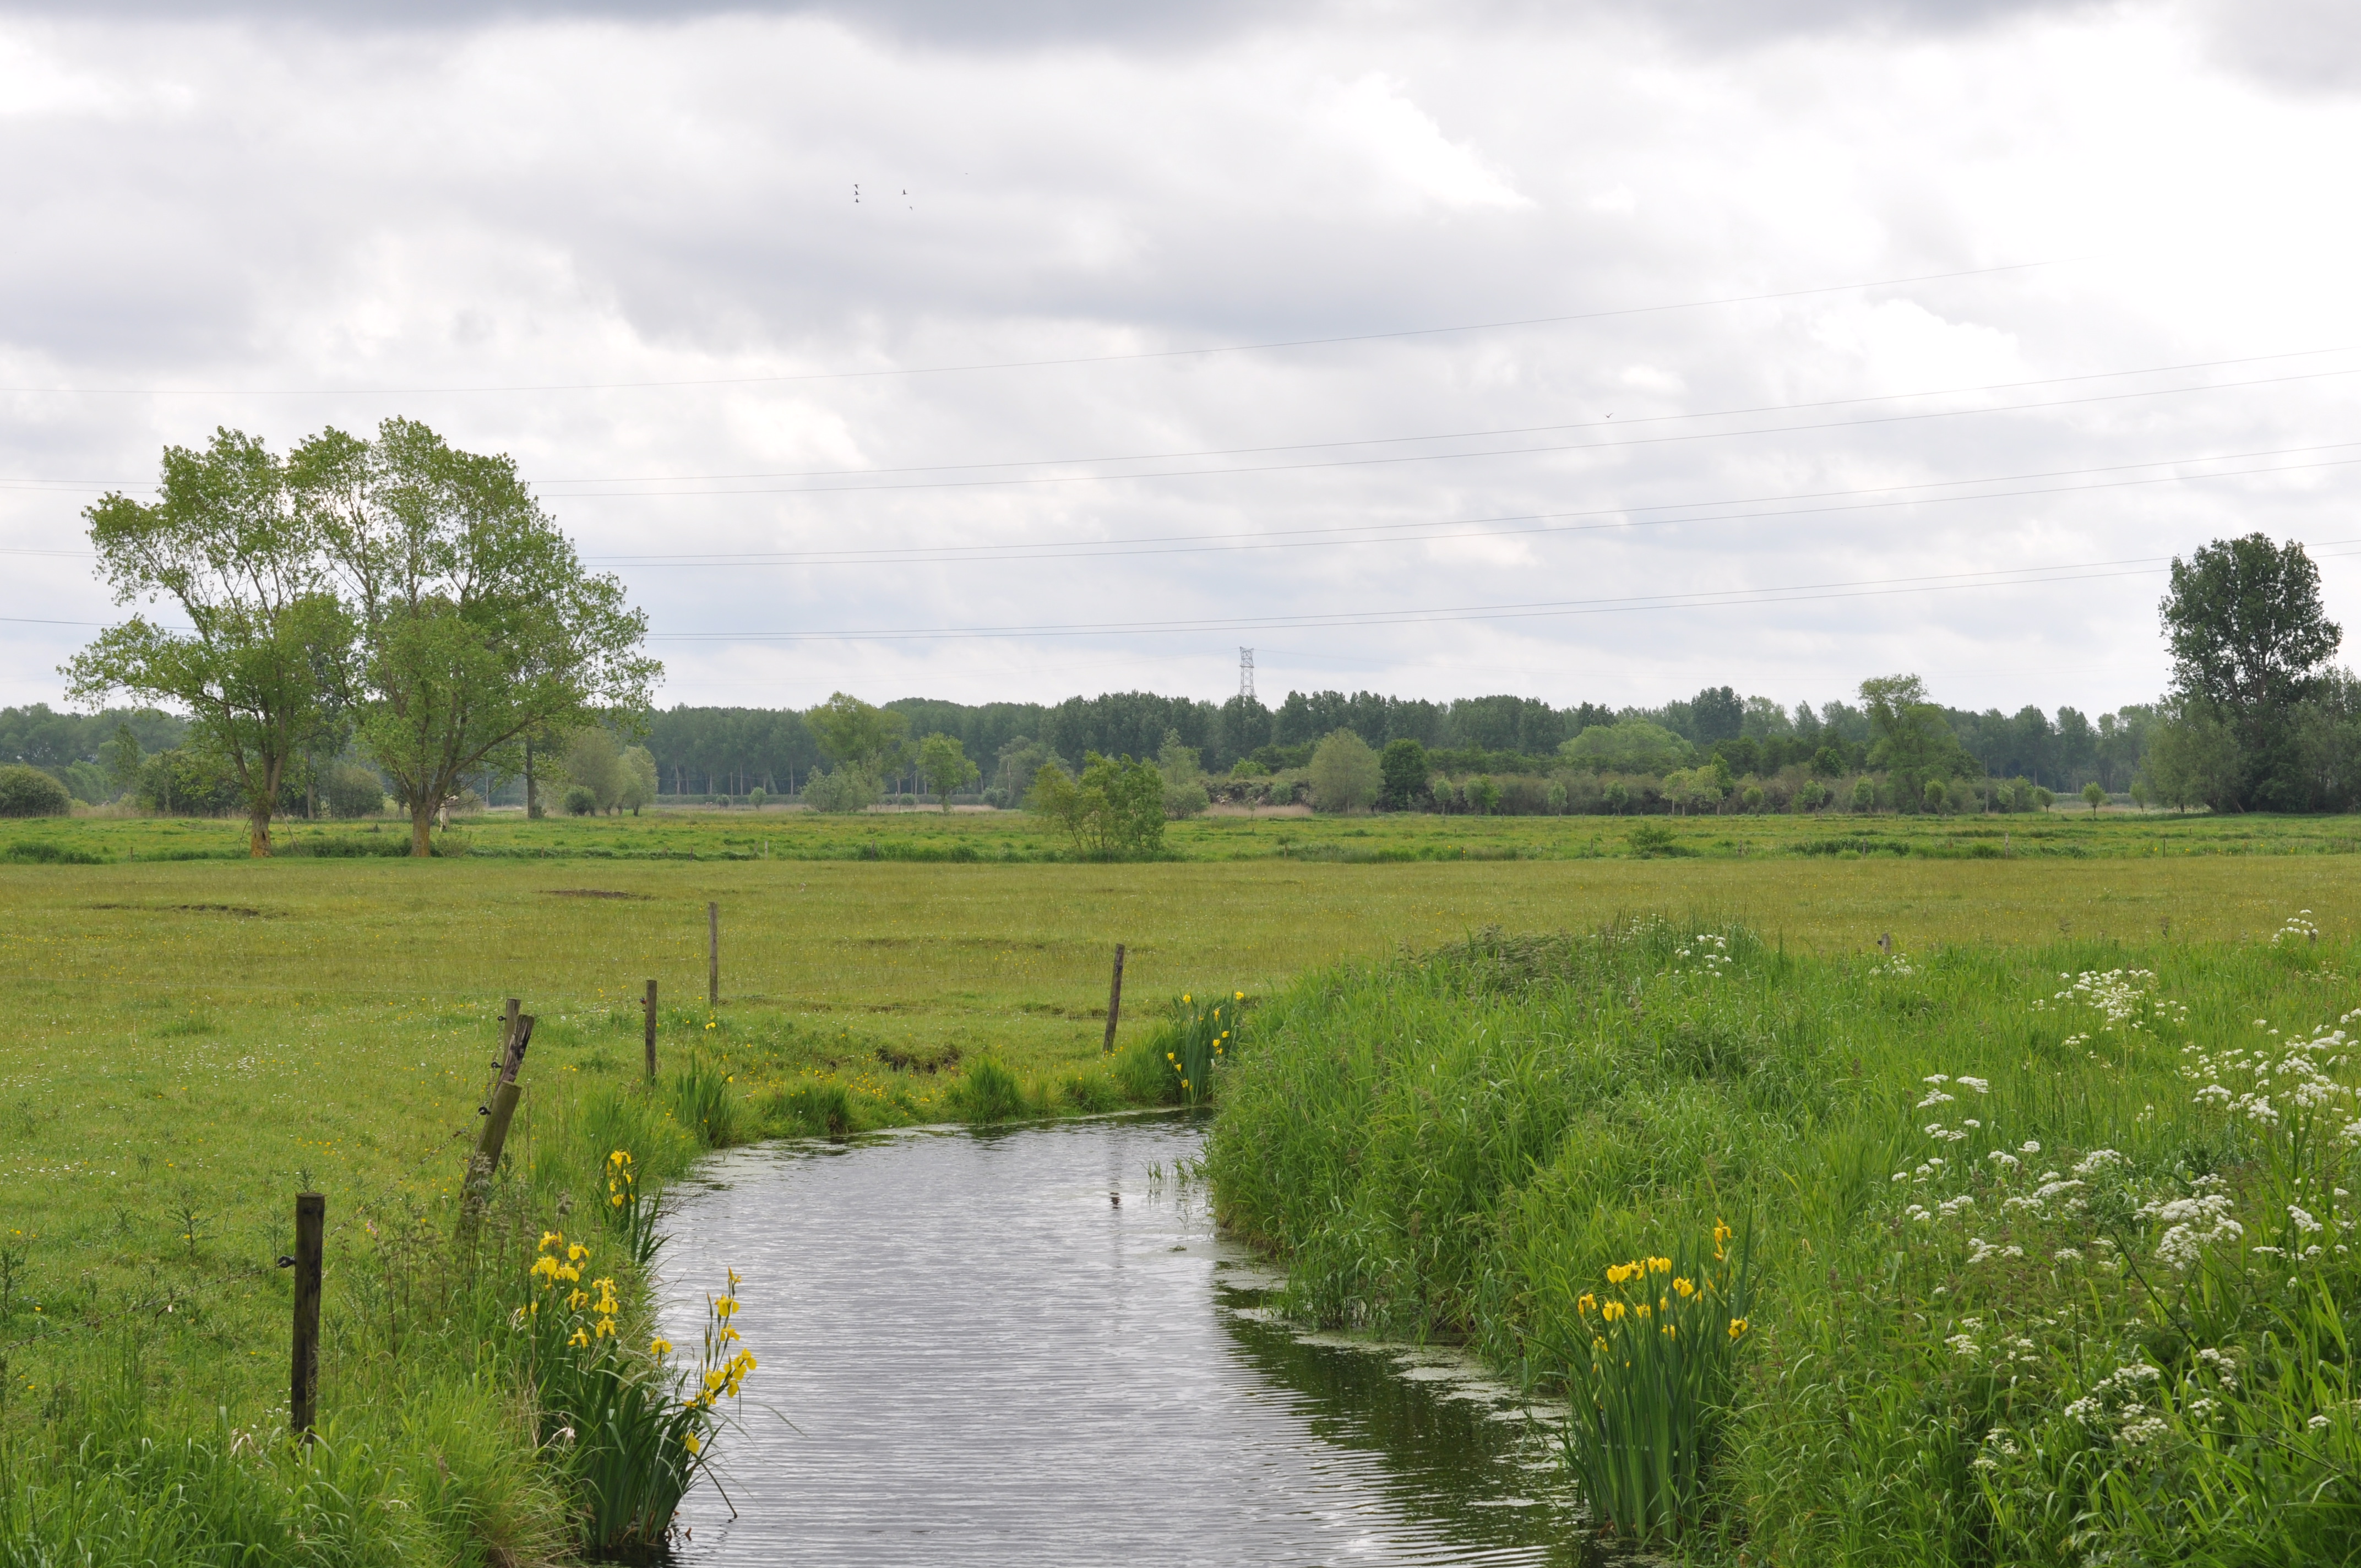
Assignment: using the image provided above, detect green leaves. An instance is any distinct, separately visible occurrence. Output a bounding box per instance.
[69,428,355,857]
[72,419,658,856]
[916,732,979,809]
[304,419,659,855]
[1026,750,1166,859]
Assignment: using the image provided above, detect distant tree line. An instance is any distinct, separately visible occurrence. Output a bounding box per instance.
[634,685,2159,805]
[20,531,2352,825]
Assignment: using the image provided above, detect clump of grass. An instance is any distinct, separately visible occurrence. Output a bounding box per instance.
[949,1057,1027,1122]
[668,1056,745,1147]
[1057,1070,1120,1113]
[765,1079,855,1139]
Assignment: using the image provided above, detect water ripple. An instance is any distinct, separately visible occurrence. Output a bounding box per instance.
[659,1116,1577,1565]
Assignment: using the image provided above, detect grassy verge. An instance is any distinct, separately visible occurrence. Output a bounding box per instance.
[1205,919,2361,1560]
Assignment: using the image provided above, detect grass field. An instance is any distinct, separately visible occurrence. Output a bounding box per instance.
[1,810,2357,1560]
[7,799,2361,866]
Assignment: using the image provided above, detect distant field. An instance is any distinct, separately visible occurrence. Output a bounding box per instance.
[6,800,2360,865]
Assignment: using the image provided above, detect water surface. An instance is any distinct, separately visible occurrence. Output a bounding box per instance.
[657,1114,1578,1566]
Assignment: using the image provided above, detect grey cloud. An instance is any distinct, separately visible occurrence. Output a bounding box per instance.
[2194,0,2361,91]
[0,0,2101,49]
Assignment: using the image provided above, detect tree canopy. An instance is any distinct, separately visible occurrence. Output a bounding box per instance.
[297,418,659,855]
[68,428,353,856]
[2159,535,2342,810]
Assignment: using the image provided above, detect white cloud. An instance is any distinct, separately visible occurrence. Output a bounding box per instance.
[2,1,2359,721]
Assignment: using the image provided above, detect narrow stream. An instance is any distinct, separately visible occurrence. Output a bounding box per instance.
[656,1113,1580,1566]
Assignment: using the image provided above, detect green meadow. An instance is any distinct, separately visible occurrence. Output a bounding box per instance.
[0,809,2356,1561]
[7,798,2361,867]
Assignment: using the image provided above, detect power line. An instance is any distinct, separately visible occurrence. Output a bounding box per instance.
[0,260,2061,398]
[8,342,2350,502]
[13,540,2357,644]
[12,442,2359,572]
[627,553,2211,644]
[13,359,2355,516]
[579,445,2361,568]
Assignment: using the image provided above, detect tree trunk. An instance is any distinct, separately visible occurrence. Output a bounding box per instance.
[410,803,436,857]
[249,805,273,858]
[524,734,541,819]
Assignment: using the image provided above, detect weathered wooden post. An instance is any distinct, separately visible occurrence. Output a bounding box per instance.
[478,998,520,1115]
[289,1193,324,1442]
[644,979,659,1081]
[1102,943,1126,1054]
[460,1015,535,1234]
[708,902,720,1010]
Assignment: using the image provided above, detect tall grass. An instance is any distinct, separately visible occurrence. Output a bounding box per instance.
[1206,919,2361,1560]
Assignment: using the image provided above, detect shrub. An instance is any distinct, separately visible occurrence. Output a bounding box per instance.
[563,785,598,816]
[1628,823,1687,858]
[1309,729,1382,812]
[322,762,387,818]
[0,764,72,818]
[1029,753,1164,859]
[803,767,879,814]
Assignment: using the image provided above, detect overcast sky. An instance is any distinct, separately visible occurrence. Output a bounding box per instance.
[5,0,2361,718]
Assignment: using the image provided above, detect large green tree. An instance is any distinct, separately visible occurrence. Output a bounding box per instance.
[2161,534,2342,810]
[806,693,909,782]
[916,732,979,811]
[1308,728,1383,812]
[1859,674,1974,812]
[68,428,352,857]
[297,418,659,856]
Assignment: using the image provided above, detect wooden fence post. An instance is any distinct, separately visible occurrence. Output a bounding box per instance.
[1102,943,1126,1054]
[459,1015,535,1234]
[644,979,659,1081]
[708,902,720,1010]
[289,1193,324,1442]
[478,998,520,1118]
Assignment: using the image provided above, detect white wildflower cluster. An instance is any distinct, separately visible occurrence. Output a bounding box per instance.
[2065,1362,2169,1447]
[2030,968,2183,1032]
[2194,1346,2240,1392]
[1970,1428,2023,1472]
[1672,932,1732,978]
[2140,1179,2243,1271]
[1917,1072,1989,1110]
[2183,1026,2357,1132]
[1944,1316,2041,1370]
[2274,910,2320,945]
[1873,951,1917,978]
